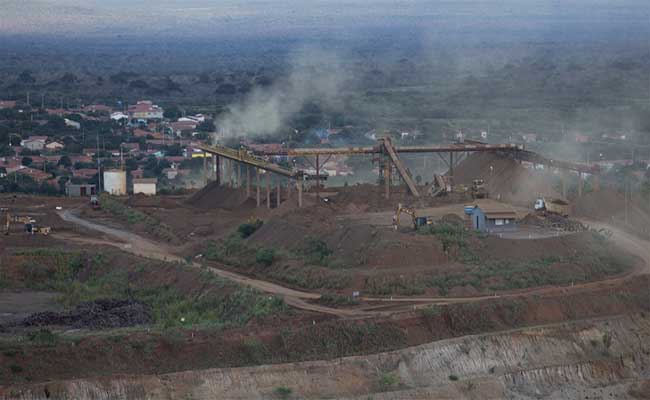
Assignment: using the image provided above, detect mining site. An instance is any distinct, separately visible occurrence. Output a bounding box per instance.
[2,143,650,399]
[3,1,650,399]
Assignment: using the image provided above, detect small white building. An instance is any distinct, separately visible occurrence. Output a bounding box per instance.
[133,178,157,196]
[64,118,81,129]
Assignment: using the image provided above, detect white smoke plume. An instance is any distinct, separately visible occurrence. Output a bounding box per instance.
[215,47,350,138]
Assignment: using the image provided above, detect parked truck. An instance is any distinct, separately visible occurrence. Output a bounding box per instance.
[534,197,570,217]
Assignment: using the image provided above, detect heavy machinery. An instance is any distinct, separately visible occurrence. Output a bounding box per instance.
[427,174,452,197]
[470,179,488,199]
[1,208,50,235]
[393,203,433,230]
[534,197,570,217]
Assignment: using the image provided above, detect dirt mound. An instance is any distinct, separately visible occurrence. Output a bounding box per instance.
[453,153,558,205]
[19,299,152,330]
[519,212,586,232]
[440,213,465,226]
[186,182,253,210]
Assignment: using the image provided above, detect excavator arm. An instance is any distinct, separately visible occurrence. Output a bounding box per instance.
[393,203,417,230]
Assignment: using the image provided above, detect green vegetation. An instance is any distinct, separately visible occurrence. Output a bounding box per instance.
[418,223,466,253]
[204,230,352,289]
[378,372,401,391]
[99,194,178,242]
[238,219,263,238]
[448,374,459,381]
[273,386,293,400]
[12,248,287,329]
[302,236,333,265]
[255,248,276,267]
[27,329,59,346]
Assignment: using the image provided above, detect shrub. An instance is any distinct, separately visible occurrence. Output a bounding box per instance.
[449,374,459,381]
[238,219,263,238]
[273,386,293,399]
[256,248,276,267]
[378,372,400,390]
[302,236,332,265]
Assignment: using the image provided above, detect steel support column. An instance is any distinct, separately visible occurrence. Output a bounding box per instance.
[266,173,271,209]
[246,166,251,198]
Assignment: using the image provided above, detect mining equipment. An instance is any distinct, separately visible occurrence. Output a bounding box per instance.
[393,203,433,230]
[470,179,488,199]
[534,197,570,217]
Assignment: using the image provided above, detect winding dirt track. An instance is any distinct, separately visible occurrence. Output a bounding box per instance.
[57,210,650,317]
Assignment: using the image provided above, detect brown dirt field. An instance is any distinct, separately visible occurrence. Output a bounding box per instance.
[1,273,649,386]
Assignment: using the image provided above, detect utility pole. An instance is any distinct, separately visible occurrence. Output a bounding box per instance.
[96,132,102,192]
[26,91,30,107]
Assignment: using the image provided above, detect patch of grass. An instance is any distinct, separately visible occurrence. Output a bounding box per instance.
[27,329,59,346]
[273,386,293,399]
[419,223,466,253]
[99,194,177,242]
[318,293,359,306]
[378,372,401,391]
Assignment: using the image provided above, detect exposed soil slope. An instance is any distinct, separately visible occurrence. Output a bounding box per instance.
[453,152,559,205]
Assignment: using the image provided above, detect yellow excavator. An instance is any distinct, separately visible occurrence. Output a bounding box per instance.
[1,208,50,236]
[393,203,434,230]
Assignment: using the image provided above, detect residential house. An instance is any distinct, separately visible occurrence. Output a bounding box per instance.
[83,104,112,114]
[169,121,197,136]
[16,168,51,184]
[73,168,99,180]
[131,168,144,179]
[133,178,157,195]
[0,100,16,109]
[45,141,65,152]
[69,155,93,165]
[128,101,164,120]
[111,112,129,121]
[45,108,67,116]
[66,182,96,197]
[20,136,48,151]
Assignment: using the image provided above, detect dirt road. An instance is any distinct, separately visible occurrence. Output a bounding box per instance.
[58,210,650,316]
[58,210,374,318]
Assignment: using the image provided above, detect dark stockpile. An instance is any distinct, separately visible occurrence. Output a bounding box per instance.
[186,181,255,210]
[19,299,152,330]
[519,213,586,232]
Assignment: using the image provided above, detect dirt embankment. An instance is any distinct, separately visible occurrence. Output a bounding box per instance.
[4,275,650,399]
[574,188,650,240]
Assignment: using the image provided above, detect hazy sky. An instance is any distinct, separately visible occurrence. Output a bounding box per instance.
[1,0,649,41]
